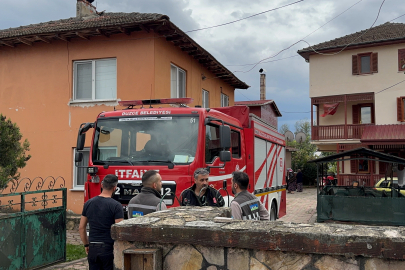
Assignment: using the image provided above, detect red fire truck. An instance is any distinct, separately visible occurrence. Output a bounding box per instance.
[75,98,286,219]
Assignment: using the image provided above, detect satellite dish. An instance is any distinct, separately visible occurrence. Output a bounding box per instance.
[295,132,307,143]
[284,131,294,142]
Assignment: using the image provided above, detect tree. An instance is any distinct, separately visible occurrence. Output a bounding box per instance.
[288,119,317,185]
[0,114,31,189]
[279,123,290,135]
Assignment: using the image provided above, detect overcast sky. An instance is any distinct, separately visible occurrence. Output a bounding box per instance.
[1,0,404,132]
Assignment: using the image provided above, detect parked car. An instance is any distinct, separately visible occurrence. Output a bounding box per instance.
[374,177,405,195]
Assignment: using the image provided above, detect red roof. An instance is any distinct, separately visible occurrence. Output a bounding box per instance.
[234,100,282,117]
[234,100,273,106]
[361,124,405,143]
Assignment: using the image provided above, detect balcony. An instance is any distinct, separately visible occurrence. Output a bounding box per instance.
[312,124,374,141]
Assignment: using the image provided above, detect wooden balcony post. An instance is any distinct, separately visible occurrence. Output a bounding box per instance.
[344,94,347,139]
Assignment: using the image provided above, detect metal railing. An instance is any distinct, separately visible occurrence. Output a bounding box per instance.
[312,124,374,140]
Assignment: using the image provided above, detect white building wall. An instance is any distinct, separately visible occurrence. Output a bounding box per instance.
[309,43,405,125]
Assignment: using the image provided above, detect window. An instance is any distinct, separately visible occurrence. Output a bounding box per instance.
[171,64,186,98]
[231,131,241,158]
[73,59,117,101]
[398,49,405,71]
[221,93,229,107]
[205,125,221,163]
[73,148,89,189]
[352,53,378,75]
[352,103,374,124]
[398,96,405,122]
[202,89,209,108]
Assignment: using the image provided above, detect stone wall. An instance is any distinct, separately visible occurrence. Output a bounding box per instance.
[111,207,405,270]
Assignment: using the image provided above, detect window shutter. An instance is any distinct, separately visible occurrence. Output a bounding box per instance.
[352,55,359,75]
[352,105,359,124]
[350,156,357,173]
[397,97,404,121]
[371,53,378,73]
[398,49,405,71]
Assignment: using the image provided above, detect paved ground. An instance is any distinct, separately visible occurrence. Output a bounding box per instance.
[44,187,317,269]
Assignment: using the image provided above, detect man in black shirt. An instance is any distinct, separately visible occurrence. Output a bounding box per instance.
[79,174,124,270]
[180,168,225,207]
[128,170,167,217]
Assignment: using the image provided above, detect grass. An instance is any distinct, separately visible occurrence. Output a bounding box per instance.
[66,243,87,262]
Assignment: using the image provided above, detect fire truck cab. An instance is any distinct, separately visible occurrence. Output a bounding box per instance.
[76,98,286,219]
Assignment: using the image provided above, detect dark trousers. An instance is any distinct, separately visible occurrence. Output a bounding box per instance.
[88,243,114,270]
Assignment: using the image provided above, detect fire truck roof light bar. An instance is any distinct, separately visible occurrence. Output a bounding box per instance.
[119,98,193,108]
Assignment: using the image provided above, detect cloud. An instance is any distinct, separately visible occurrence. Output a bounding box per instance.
[1,0,404,131]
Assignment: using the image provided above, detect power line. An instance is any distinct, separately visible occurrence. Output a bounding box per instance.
[232,0,383,74]
[225,55,299,67]
[185,0,304,33]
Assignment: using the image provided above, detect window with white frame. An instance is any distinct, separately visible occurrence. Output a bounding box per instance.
[73,148,90,189]
[221,93,229,107]
[73,58,117,101]
[202,89,209,108]
[171,64,186,98]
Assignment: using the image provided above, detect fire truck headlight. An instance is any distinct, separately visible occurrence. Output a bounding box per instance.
[87,167,98,175]
[90,176,100,183]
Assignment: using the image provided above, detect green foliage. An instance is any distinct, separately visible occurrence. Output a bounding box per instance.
[279,123,290,135]
[287,119,318,185]
[66,244,87,262]
[0,114,31,189]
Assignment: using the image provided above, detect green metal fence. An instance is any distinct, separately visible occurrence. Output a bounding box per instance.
[317,186,405,225]
[0,177,66,270]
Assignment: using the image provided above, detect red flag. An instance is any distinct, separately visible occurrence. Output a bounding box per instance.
[321,103,339,117]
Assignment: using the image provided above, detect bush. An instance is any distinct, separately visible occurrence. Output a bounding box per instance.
[0,114,31,189]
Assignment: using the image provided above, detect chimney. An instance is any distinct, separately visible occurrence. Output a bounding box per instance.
[260,73,266,100]
[76,0,98,19]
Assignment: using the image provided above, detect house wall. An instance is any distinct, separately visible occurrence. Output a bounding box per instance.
[309,43,405,125]
[0,31,236,214]
[154,36,234,108]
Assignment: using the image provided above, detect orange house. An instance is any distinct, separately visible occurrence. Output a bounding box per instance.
[0,0,248,213]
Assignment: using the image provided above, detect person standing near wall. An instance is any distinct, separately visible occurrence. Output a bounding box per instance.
[127,170,167,217]
[180,168,225,207]
[79,174,124,270]
[230,171,269,220]
[296,169,304,192]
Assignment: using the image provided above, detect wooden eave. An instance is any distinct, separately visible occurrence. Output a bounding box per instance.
[0,18,249,89]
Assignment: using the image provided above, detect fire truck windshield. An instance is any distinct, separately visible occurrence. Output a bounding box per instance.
[92,115,199,165]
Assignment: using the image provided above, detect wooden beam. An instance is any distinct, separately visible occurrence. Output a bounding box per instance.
[55,34,69,42]
[0,40,15,47]
[138,25,150,33]
[35,36,51,44]
[181,47,198,52]
[166,35,183,41]
[96,29,110,38]
[76,32,89,40]
[18,38,32,46]
[193,55,208,60]
[119,27,131,35]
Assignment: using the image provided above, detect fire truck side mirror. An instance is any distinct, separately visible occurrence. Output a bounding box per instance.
[77,133,86,151]
[219,125,231,150]
[75,152,83,163]
[219,151,231,162]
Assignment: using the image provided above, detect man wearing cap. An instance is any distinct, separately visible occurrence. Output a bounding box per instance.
[127,170,167,218]
[180,168,225,207]
[79,174,124,270]
[230,171,269,220]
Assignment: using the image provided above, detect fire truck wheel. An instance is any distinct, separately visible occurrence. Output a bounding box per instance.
[270,201,277,221]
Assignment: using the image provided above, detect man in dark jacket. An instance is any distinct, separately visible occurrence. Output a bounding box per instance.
[128,170,167,218]
[230,171,269,220]
[180,168,225,207]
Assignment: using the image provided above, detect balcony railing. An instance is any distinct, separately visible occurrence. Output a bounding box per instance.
[312,124,374,140]
[337,174,384,187]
